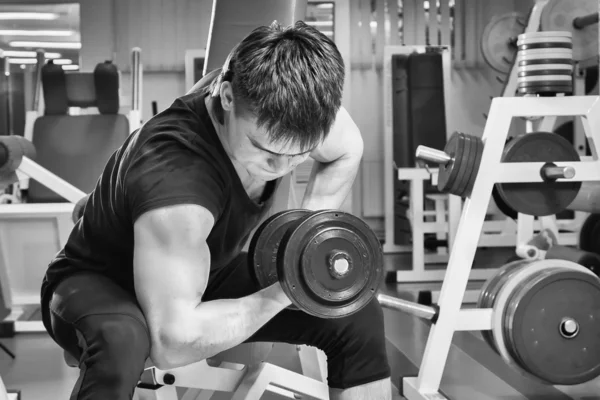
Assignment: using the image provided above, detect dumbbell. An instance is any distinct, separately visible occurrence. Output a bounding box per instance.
[248,209,440,319]
[248,209,600,386]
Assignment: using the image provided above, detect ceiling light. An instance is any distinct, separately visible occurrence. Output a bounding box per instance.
[8,58,72,65]
[316,3,333,9]
[62,65,79,71]
[0,12,59,20]
[0,30,73,37]
[1,50,61,58]
[305,21,333,27]
[9,41,81,49]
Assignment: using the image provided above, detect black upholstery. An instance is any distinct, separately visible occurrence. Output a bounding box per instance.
[29,60,129,203]
[28,115,129,203]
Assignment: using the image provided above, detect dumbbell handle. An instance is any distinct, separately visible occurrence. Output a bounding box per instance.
[415,145,452,165]
[377,293,439,322]
[573,12,599,30]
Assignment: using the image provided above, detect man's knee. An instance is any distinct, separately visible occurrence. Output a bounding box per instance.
[79,314,150,378]
[322,299,390,389]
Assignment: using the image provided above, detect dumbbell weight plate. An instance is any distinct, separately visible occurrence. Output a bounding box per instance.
[490,260,568,381]
[517,85,573,95]
[437,132,465,194]
[477,259,530,351]
[459,134,484,198]
[248,209,313,310]
[503,263,600,385]
[495,132,581,216]
[437,132,483,197]
[579,214,600,254]
[277,210,384,319]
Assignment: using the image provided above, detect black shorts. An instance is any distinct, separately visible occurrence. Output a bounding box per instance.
[42,253,390,394]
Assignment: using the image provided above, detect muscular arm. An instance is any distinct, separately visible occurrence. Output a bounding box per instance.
[302,106,364,210]
[134,205,291,369]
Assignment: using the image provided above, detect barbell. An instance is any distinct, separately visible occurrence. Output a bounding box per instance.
[248,209,600,386]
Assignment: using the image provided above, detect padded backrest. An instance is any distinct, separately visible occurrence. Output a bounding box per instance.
[42,60,120,115]
[28,115,129,203]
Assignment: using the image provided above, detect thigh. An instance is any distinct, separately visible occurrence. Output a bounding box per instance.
[48,272,149,358]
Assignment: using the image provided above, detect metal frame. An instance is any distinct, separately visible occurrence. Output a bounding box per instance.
[402,95,600,400]
[0,156,86,334]
[136,346,328,400]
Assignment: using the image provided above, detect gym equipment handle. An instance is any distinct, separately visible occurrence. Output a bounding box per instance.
[573,12,599,30]
[377,293,439,323]
[415,145,452,165]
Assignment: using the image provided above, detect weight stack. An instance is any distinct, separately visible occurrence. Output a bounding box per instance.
[516,31,574,96]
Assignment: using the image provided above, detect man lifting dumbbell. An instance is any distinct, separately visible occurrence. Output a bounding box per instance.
[40,21,392,400]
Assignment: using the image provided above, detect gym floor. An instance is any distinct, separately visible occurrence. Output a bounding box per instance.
[1,248,599,400]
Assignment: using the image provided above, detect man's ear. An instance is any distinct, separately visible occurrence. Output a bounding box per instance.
[220,81,234,112]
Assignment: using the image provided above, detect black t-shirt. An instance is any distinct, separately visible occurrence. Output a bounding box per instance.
[40,71,279,313]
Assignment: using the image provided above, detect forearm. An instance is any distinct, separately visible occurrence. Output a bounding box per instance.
[155,284,288,368]
[302,155,361,210]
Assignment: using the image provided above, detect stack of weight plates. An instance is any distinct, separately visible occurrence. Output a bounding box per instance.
[516,31,574,95]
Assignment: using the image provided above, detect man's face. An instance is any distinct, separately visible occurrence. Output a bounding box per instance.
[216,82,316,181]
[225,112,313,181]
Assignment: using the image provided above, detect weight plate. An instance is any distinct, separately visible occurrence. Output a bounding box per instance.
[517,36,573,45]
[477,259,531,351]
[496,132,580,216]
[517,37,573,47]
[541,0,598,61]
[248,209,312,289]
[517,52,573,62]
[518,58,574,67]
[278,210,384,319]
[451,133,474,197]
[460,134,484,198]
[518,69,572,77]
[518,80,573,87]
[518,48,574,58]
[481,12,527,73]
[519,30,573,39]
[504,268,600,384]
[579,213,600,254]
[517,85,573,95]
[518,75,572,82]
[517,42,572,51]
[437,132,465,194]
[519,64,574,73]
[492,185,518,219]
[491,260,597,381]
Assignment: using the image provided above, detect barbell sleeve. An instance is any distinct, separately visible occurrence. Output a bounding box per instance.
[573,12,599,30]
[415,145,452,165]
[377,293,439,323]
[542,165,575,180]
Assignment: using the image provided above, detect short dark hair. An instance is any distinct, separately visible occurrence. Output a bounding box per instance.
[210,20,345,151]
